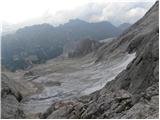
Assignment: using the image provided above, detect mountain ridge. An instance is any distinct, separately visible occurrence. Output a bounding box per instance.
[2,19,121,71]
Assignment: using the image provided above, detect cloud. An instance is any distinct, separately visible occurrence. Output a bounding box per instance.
[48,2,105,25]
[1,0,156,33]
[49,1,155,26]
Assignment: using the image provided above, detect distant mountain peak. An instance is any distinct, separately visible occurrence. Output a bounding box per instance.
[66,19,88,25]
[69,18,86,22]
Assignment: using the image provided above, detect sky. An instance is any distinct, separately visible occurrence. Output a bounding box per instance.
[0,0,156,31]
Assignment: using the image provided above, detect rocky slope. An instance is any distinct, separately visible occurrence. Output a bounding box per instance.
[1,70,38,119]
[38,1,159,119]
[1,74,25,118]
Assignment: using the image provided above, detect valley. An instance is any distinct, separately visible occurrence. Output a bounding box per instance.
[2,51,135,118]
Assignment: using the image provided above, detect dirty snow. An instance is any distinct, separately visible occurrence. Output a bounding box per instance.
[21,53,136,117]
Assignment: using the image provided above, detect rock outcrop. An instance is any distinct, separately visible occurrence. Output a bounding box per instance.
[40,1,159,119]
[63,38,102,58]
[118,23,131,31]
[1,74,25,119]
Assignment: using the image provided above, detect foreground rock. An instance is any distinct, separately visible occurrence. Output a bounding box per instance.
[40,2,159,119]
[1,74,25,119]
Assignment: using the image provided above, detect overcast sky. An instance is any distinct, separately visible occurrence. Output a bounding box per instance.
[0,0,156,28]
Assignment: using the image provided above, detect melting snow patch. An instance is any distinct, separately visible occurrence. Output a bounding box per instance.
[81,53,136,95]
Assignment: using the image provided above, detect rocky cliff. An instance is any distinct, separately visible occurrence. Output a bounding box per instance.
[39,1,159,119]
